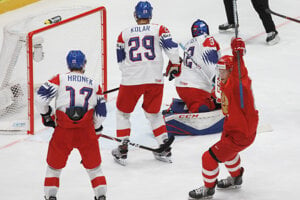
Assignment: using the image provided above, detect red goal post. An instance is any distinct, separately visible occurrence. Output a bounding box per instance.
[26,6,107,134]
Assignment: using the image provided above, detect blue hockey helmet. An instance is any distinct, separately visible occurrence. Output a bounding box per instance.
[66,50,86,70]
[134,1,153,20]
[191,19,209,37]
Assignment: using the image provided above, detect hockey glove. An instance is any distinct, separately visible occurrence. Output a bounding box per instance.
[231,37,246,57]
[165,58,182,81]
[95,125,103,139]
[41,106,56,128]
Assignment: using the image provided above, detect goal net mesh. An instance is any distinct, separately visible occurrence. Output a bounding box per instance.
[0,6,107,134]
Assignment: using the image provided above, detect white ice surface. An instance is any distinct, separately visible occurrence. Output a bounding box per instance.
[0,0,300,200]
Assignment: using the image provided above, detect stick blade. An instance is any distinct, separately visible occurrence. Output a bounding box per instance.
[257,123,273,134]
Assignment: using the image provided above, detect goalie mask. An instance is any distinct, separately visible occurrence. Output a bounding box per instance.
[66,50,87,70]
[191,19,209,37]
[134,1,153,20]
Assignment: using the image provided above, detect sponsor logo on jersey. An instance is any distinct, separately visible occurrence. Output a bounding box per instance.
[179,81,188,86]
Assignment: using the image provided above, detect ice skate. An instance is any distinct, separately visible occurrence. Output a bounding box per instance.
[44,196,56,200]
[153,139,172,163]
[218,23,237,32]
[217,167,244,189]
[189,186,215,199]
[266,31,280,45]
[94,195,106,200]
[112,139,129,166]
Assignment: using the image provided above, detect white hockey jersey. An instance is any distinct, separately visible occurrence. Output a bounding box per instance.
[116,23,179,85]
[175,34,221,93]
[35,72,106,129]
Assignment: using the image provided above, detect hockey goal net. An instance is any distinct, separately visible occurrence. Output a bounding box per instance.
[0,6,107,134]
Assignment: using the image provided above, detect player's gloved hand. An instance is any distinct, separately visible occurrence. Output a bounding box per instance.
[95,125,103,139]
[165,58,182,81]
[41,106,56,128]
[231,37,246,57]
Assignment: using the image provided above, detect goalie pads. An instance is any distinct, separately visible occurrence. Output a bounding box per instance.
[163,98,224,136]
[164,110,224,136]
[162,98,189,115]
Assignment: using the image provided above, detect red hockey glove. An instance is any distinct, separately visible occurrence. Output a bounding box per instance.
[165,58,182,81]
[231,37,246,57]
[41,106,56,128]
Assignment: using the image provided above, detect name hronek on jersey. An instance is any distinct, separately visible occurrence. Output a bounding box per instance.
[67,74,93,85]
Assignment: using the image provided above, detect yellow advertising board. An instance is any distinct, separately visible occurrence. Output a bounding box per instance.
[0,0,39,14]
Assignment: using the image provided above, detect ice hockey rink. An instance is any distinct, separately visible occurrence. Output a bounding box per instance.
[0,0,300,199]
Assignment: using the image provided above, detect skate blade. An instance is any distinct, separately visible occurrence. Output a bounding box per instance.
[217,185,241,190]
[154,156,172,163]
[188,195,213,200]
[218,28,235,33]
[113,157,127,166]
[267,36,280,46]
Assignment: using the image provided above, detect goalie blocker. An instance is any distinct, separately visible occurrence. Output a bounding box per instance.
[163,98,224,136]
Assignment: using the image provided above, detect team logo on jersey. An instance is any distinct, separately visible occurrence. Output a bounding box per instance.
[179,81,188,86]
[221,92,229,115]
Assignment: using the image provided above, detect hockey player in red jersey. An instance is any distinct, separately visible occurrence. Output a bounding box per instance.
[175,19,221,113]
[111,1,181,165]
[35,50,107,200]
[188,38,259,199]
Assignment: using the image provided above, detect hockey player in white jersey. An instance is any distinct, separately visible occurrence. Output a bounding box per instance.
[174,19,221,113]
[112,1,181,165]
[35,50,107,200]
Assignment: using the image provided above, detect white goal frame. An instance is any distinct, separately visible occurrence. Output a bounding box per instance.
[26,6,107,134]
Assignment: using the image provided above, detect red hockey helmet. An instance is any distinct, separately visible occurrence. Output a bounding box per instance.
[217,55,233,70]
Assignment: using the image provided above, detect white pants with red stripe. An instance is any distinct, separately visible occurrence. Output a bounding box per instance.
[44,165,106,198]
[116,109,168,145]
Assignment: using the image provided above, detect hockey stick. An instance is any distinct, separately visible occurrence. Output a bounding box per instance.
[266,8,300,23]
[178,43,213,86]
[233,0,244,109]
[179,43,202,69]
[103,87,119,94]
[99,133,175,153]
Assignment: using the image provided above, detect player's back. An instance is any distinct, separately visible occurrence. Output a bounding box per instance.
[55,72,100,112]
[121,23,163,66]
[185,35,220,70]
[117,23,178,85]
[175,35,220,92]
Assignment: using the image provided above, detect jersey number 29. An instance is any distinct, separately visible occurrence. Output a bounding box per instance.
[129,36,156,61]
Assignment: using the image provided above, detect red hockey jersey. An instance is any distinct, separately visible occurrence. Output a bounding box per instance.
[220,55,259,143]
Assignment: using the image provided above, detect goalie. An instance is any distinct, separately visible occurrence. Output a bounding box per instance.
[166,19,221,115]
[163,19,223,136]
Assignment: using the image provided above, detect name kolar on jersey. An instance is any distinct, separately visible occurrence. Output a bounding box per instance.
[67,74,93,86]
[131,25,150,33]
